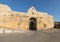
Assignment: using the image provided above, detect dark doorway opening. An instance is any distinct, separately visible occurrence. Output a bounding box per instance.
[29,18,37,30]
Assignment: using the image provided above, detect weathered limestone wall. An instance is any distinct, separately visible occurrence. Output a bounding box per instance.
[0,4,54,31]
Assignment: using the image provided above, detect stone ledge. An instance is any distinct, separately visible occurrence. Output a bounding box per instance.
[0,28,29,33]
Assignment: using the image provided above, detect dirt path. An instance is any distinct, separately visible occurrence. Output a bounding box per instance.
[0,30,60,42]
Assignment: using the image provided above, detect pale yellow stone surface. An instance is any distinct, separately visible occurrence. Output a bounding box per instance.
[0,4,54,31]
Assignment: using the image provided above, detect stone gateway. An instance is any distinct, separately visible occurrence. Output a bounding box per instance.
[0,4,54,31]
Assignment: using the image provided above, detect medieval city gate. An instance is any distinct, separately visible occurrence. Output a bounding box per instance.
[0,4,54,31]
[29,18,37,30]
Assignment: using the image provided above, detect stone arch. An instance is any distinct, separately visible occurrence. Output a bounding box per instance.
[43,24,46,28]
[17,23,20,31]
[29,17,37,30]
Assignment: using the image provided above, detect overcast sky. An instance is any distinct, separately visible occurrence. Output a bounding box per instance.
[0,0,60,22]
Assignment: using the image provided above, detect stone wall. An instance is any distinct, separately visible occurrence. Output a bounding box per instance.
[0,4,54,31]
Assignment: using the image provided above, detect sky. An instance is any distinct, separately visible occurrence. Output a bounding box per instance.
[0,0,60,22]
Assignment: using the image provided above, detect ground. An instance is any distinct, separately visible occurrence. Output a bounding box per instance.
[0,28,60,42]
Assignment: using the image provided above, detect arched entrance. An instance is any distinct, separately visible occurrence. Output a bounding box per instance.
[29,18,37,30]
